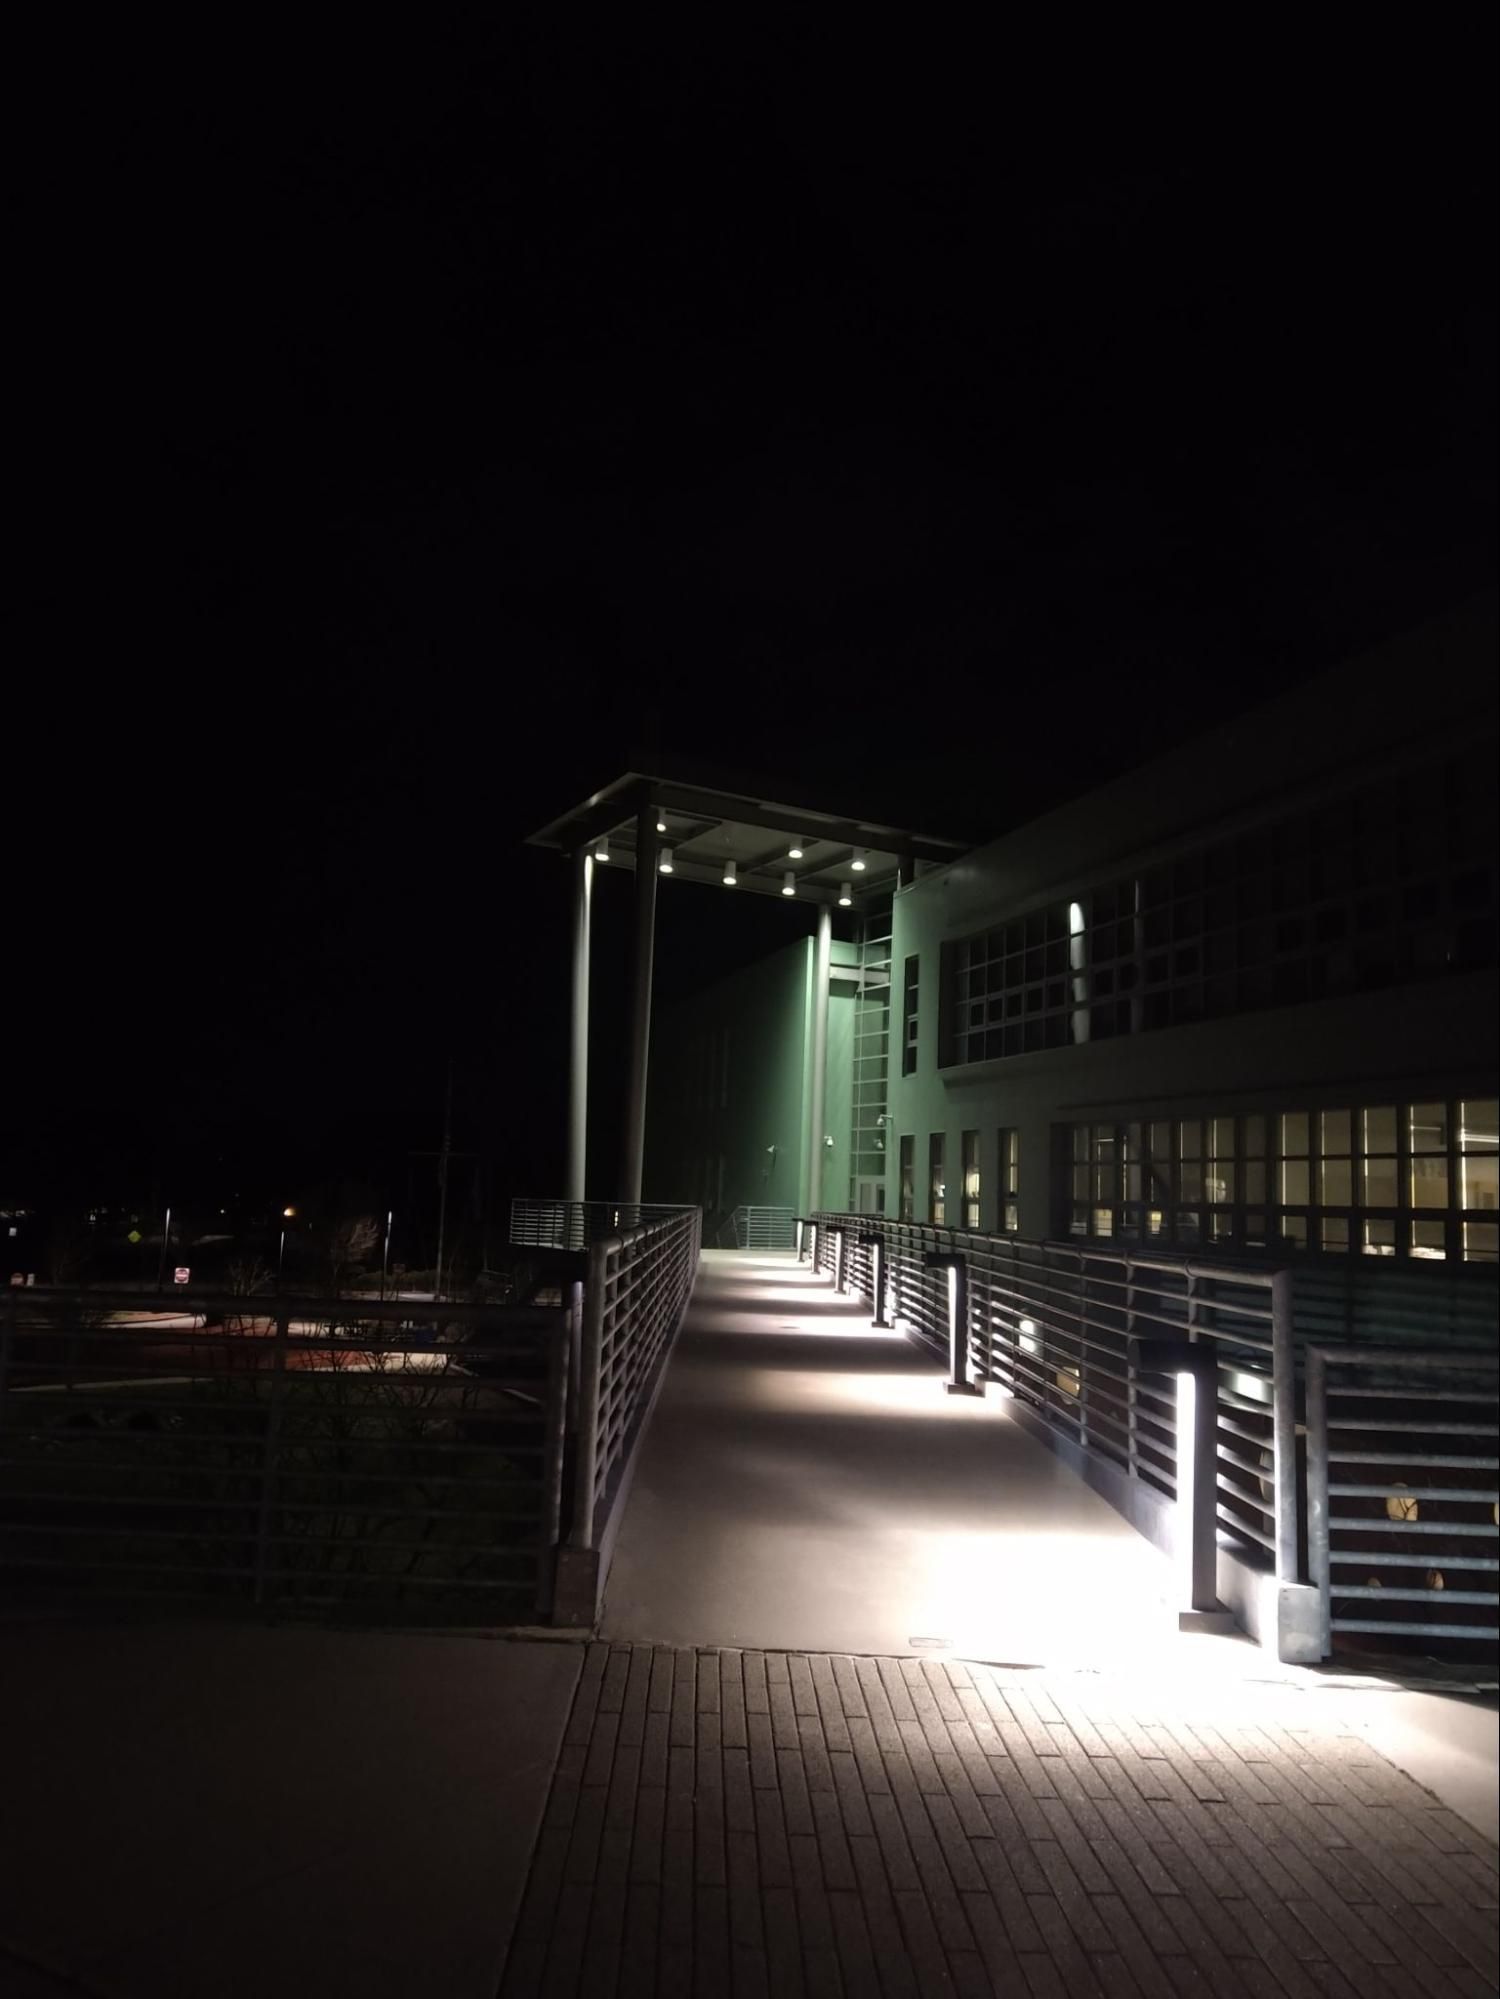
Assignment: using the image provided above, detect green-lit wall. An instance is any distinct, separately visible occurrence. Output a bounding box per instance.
[644,936,813,1232]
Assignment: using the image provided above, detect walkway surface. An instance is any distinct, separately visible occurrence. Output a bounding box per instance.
[601,1251,1177,1665]
[503,1639,1499,1998]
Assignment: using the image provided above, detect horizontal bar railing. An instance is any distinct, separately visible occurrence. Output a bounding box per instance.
[1306,1345,1499,1655]
[509,1198,683,1252]
[813,1209,1297,1609]
[0,1288,571,1618]
[720,1206,797,1250]
[4,1201,705,1628]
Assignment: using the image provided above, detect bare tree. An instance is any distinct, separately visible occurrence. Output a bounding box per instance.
[326,1214,379,1293]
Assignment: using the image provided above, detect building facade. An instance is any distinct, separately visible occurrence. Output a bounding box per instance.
[649,598,1499,1268]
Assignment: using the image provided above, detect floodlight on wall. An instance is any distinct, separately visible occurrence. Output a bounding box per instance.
[782,871,796,896]
[594,836,610,863]
[658,847,674,875]
[723,860,738,886]
[851,847,867,871]
[838,882,852,906]
[788,837,804,859]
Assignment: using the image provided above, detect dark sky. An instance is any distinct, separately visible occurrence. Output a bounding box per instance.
[6,23,1496,1210]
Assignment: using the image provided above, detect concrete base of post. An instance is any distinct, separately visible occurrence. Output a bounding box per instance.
[1177,1606,1238,1634]
[1273,1581,1325,1665]
[551,1546,602,1628]
[944,1381,984,1398]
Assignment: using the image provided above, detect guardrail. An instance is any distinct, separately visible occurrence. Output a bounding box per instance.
[718,1206,797,1250]
[509,1198,682,1250]
[1306,1345,1499,1657]
[812,1209,1498,1663]
[0,1289,570,1619]
[553,1205,702,1623]
[2,1202,704,1626]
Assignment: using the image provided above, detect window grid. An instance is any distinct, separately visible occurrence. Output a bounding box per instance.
[1066,1097,1497,1262]
[949,746,1497,1067]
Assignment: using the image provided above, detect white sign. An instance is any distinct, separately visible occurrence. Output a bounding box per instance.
[173,1266,191,1285]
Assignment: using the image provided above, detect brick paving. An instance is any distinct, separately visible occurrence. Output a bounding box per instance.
[500,1644,1500,1998]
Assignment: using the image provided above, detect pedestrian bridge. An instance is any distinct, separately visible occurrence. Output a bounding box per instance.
[601,1249,1178,1666]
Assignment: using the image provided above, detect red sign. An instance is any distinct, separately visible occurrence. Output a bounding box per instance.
[173,1266,191,1285]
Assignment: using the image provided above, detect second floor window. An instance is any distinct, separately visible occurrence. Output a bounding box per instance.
[962,1130,980,1229]
[998,1127,1020,1231]
[929,1132,946,1225]
[899,1135,915,1221]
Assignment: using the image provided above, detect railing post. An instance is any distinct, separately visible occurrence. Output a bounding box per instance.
[1304,1347,1331,1656]
[252,1309,290,1607]
[861,1233,889,1328]
[1270,1268,1298,1584]
[834,1227,847,1295]
[540,1307,571,1607]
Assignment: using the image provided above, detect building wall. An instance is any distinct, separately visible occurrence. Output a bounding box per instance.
[883,597,1499,1256]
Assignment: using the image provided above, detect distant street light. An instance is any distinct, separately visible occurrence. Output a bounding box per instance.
[155,1205,172,1292]
[380,1208,394,1300]
[278,1206,295,1288]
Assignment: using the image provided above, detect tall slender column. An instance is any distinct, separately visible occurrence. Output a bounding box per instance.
[806,903,832,1215]
[619,802,658,1210]
[566,845,593,1204]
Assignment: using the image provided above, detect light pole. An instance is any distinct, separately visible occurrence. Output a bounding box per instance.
[380,1208,393,1300]
[155,1205,172,1292]
[277,1206,295,1290]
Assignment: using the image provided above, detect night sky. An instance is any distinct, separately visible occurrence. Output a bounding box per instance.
[6,24,1496,1219]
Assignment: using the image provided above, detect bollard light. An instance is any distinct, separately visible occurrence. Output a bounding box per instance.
[1129,1336,1235,1631]
[834,1227,848,1294]
[859,1233,890,1328]
[925,1251,980,1397]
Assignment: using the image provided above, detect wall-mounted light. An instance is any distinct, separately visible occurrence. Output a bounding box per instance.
[851,847,867,872]
[838,883,852,906]
[723,860,738,886]
[594,836,610,863]
[788,836,804,859]
[782,871,796,896]
[658,847,674,875]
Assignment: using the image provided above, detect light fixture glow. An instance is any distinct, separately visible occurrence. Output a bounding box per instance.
[654,806,667,833]
[658,847,674,874]
[838,882,852,906]
[594,836,610,863]
[851,847,867,871]
[723,861,738,886]
[782,871,796,896]
[788,837,804,859]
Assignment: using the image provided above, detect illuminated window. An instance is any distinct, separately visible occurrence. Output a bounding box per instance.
[998,1127,1020,1232]
[1461,1097,1498,1263]
[928,1133,946,1226]
[898,1135,914,1223]
[961,1130,981,1230]
[941,740,1496,1070]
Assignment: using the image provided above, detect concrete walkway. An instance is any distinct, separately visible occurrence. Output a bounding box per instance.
[602,1249,1179,1666]
[0,1621,582,1998]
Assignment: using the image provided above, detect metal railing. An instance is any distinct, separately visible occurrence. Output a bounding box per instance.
[509,1198,682,1251]
[812,1208,1499,1661]
[2,1202,705,1626]
[0,1289,570,1618]
[1306,1345,1499,1655]
[569,1207,702,1553]
[718,1206,797,1250]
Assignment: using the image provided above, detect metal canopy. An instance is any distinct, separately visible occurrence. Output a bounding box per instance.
[527,768,970,905]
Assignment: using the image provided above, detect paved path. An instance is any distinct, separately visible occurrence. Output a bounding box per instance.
[503,1641,1500,1998]
[601,1251,1175,1664]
